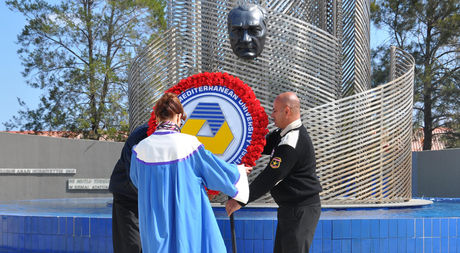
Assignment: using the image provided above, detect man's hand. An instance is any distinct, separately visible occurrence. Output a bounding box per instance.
[245,166,253,175]
[226,199,242,216]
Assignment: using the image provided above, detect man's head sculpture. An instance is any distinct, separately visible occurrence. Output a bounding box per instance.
[227,4,267,60]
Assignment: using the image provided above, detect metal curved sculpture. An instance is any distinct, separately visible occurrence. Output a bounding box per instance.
[309,47,414,203]
[341,0,372,96]
[128,0,415,204]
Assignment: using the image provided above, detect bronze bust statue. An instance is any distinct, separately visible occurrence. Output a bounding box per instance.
[228,4,267,60]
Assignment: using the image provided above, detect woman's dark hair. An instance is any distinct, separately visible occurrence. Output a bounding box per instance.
[154,93,186,121]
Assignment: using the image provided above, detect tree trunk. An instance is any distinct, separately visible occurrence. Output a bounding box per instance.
[423,99,433,150]
[84,0,99,139]
[96,6,115,132]
[422,20,433,150]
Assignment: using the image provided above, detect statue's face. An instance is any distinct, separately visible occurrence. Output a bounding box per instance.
[228,8,267,60]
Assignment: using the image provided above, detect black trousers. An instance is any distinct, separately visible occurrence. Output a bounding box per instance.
[112,197,142,253]
[274,204,321,253]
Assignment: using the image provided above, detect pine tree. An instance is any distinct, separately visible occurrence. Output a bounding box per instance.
[371,0,460,149]
[4,0,166,140]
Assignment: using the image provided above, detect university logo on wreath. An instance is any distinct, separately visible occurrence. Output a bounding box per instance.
[179,87,252,164]
[146,72,268,167]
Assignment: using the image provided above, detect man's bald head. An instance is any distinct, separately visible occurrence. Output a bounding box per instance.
[275,92,300,116]
[271,92,301,129]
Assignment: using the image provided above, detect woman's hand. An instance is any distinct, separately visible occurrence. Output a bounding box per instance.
[225,199,242,216]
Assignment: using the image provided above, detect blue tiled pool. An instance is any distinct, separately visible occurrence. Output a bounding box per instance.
[1,198,459,252]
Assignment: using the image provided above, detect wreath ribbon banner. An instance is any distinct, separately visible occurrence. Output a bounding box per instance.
[147,72,268,196]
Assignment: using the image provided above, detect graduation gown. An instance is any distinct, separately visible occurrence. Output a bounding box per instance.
[130,129,249,253]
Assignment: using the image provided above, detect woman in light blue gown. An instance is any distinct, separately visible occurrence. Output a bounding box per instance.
[130,93,249,253]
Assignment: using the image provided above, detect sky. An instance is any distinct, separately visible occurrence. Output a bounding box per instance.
[0,2,390,131]
[0,1,42,130]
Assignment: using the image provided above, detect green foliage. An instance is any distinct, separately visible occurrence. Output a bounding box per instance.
[3,0,166,140]
[370,45,390,88]
[371,0,460,149]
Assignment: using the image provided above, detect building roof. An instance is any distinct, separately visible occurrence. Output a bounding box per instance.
[4,131,83,139]
[412,127,449,151]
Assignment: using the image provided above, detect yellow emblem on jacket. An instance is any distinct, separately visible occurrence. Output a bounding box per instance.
[270,157,282,169]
